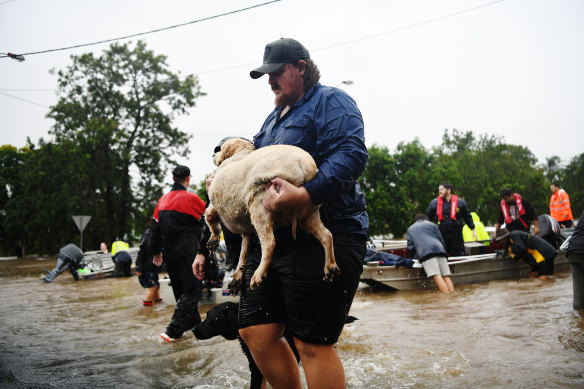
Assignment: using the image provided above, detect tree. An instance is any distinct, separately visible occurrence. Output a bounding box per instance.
[562,152,584,216]
[47,40,204,242]
[0,145,30,256]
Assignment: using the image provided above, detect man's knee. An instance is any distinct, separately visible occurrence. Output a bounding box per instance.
[239,324,284,349]
[294,339,332,360]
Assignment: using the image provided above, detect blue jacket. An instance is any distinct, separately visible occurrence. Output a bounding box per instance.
[254,83,369,237]
[406,220,448,261]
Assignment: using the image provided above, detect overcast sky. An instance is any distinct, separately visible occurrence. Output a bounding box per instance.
[1,0,583,186]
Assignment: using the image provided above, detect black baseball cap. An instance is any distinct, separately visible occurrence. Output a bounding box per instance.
[250,38,310,79]
[172,165,190,179]
[213,137,253,154]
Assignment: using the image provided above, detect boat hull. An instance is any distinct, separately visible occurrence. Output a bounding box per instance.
[361,251,570,291]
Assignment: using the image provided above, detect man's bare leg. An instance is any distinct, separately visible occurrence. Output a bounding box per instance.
[433,275,452,294]
[444,276,455,293]
[239,323,302,389]
[295,339,345,389]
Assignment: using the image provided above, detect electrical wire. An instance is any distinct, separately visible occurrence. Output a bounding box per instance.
[0,0,281,58]
[0,91,50,108]
[196,0,505,75]
[315,0,505,52]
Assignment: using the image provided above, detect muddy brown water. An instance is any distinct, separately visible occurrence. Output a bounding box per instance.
[1,257,583,388]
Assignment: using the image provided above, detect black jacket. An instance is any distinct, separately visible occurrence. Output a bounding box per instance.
[507,230,557,262]
[149,183,206,257]
[567,210,584,255]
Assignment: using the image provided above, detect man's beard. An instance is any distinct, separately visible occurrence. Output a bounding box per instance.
[273,83,303,107]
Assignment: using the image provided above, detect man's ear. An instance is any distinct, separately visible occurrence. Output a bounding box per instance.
[297,60,307,75]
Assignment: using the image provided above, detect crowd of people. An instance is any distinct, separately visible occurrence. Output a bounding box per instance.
[39,37,583,389]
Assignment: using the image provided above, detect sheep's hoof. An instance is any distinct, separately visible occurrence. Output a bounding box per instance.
[227,278,242,296]
[206,240,219,252]
[323,265,341,282]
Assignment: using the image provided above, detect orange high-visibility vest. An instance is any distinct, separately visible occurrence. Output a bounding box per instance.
[550,188,573,222]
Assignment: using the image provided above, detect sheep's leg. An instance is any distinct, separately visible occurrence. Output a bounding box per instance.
[248,199,275,289]
[205,204,222,252]
[302,206,340,282]
[227,234,250,296]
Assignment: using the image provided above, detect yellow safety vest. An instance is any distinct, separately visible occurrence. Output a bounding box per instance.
[111,241,130,256]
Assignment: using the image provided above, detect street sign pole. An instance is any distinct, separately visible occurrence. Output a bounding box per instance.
[72,215,92,250]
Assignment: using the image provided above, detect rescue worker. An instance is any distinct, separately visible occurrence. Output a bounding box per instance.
[462,212,491,245]
[42,243,84,283]
[111,239,132,277]
[135,229,162,306]
[506,230,557,280]
[494,188,539,238]
[407,214,454,294]
[549,183,573,228]
[150,165,206,342]
[426,183,477,256]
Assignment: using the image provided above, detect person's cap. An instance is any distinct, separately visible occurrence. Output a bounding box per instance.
[172,165,190,179]
[250,38,310,79]
[213,137,253,153]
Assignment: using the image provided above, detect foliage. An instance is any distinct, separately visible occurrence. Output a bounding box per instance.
[0,41,203,256]
[361,129,554,238]
[562,153,584,216]
[46,40,203,246]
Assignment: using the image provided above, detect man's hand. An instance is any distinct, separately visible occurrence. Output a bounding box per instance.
[153,253,163,267]
[193,253,206,280]
[263,177,311,212]
[472,229,478,241]
[205,174,216,192]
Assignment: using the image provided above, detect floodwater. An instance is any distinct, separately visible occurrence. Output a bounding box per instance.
[1,257,583,389]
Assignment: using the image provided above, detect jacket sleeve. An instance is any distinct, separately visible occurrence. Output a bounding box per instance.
[522,199,537,221]
[426,199,436,223]
[197,215,211,257]
[149,218,162,255]
[302,91,368,205]
[460,200,475,229]
[406,230,415,256]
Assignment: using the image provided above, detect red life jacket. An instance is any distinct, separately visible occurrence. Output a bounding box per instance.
[500,193,528,229]
[437,195,458,221]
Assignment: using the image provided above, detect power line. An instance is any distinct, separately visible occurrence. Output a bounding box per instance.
[315,0,505,52]
[0,91,50,108]
[0,88,54,92]
[0,0,281,58]
[196,0,505,75]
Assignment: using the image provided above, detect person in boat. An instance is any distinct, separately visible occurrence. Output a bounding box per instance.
[99,242,108,252]
[426,183,477,257]
[494,188,539,239]
[505,230,557,280]
[549,183,573,228]
[566,210,584,310]
[407,214,454,294]
[42,243,85,283]
[135,229,162,306]
[111,240,133,277]
[462,212,491,245]
[150,164,206,343]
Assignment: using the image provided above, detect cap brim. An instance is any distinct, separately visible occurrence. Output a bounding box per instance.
[250,62,285,79]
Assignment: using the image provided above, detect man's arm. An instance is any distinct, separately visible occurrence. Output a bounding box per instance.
[302,92,367,205]
[460,201,477,240]
[263,177,312,212]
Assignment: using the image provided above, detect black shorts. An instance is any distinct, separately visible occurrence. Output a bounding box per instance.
[138,271,160,288]
[239,232,366,345]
